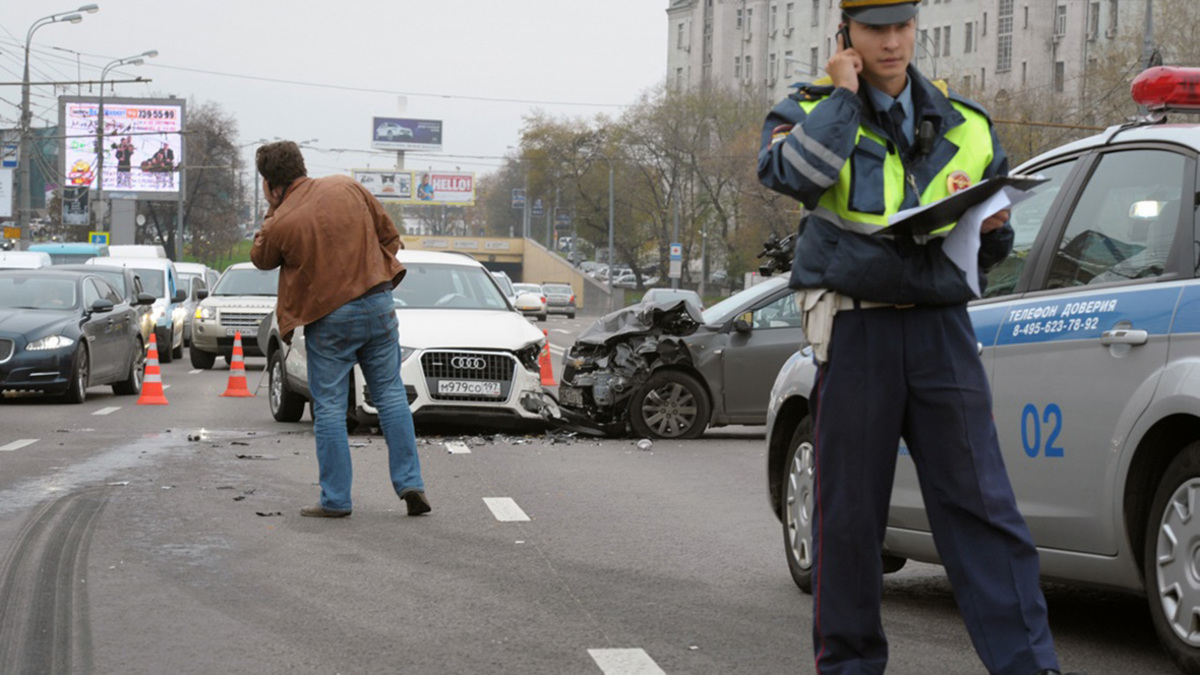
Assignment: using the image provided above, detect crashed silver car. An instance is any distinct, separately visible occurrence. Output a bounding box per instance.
[558,275,806,439]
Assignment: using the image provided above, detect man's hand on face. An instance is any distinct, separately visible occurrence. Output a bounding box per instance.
[827,28,862,93]
[263,179,284,209]
[981,209,1011,234]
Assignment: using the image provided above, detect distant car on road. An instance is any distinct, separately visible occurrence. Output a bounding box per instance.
[541,283,576,319]
[189,262,278,369]
[512,282,548,322]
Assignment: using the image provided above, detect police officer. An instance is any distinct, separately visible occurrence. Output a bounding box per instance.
[758,1,1069,673]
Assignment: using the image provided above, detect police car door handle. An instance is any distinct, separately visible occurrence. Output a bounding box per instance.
[1100,329,1149,346]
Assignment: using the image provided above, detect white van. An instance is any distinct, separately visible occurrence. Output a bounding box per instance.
[0,250,52,270]
[107,244,168,259]
[87,256,187,362]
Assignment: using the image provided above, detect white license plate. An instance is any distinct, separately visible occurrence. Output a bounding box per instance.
[558,385,584,407]
[437,380,502,397]
[227,328,256,337]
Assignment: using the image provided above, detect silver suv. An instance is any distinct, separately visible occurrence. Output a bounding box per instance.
[189,262,278,369]
[764,67,1200,671]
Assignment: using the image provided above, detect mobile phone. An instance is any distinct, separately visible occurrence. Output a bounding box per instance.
[836,25,852,49]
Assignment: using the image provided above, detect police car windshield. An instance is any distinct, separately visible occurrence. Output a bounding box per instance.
[213,268,280,296]
[391,263,509,310]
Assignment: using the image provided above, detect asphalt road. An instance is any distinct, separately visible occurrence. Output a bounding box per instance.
[0,314,1181,674]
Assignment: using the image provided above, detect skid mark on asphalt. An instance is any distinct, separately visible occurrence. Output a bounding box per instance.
[92,407,120,416]
[588,649,667,674]
[483,497,530,522]
[0,486,107,674]
[0,439,38,452]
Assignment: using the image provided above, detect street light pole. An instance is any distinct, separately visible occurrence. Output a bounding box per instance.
[606,156,615,313]
[17,4,98,248]
[95,49,157,233]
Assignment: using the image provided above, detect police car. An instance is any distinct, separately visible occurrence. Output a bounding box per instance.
[763,67,1200,672]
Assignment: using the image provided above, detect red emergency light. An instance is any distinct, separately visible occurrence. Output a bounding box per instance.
[1131,66,1200,112]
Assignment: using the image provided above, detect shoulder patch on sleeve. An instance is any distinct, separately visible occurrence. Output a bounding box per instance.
[789,78,836,102]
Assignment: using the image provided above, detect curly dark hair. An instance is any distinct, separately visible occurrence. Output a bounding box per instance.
[256,141,307,190]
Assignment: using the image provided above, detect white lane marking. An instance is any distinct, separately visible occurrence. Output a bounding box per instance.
[162,384,171,390]
[588,649,666,675]
[93,407,121,416]
[445,441,471,454]
[549,345,565,356]
[0,439,38,452]
[483,497,530,522]
[551,329,571,334]
[189,369,203,374]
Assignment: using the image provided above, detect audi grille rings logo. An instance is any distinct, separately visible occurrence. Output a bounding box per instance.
[451,356,487,370]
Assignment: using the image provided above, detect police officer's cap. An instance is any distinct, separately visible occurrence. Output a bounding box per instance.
[840,0,920,26]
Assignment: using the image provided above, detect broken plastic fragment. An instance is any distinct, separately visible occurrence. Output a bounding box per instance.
[636,439,653,451]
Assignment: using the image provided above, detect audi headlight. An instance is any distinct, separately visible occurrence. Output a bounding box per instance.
[516,340,543,372]
[196,305,216,321]
[27,335,76,351]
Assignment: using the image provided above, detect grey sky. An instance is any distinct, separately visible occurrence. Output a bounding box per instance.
[4,1,668,182]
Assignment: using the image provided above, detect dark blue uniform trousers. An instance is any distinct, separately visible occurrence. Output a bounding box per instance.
[810,303,1059,675]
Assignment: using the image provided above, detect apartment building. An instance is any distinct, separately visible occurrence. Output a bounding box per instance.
[666,0,1145,109]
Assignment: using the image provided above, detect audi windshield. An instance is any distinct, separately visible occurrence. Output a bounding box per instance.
[391,263,510,311]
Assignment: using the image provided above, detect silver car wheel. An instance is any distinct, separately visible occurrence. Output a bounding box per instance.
[1153,477,1200,648]
[786,436,815,575]
[642,383,698,436]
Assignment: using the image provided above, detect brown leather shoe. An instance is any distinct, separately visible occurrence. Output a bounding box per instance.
[300,504,352,518]
[400,490,431,516]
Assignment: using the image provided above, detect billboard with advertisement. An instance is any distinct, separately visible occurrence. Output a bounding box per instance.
[370,117,443,152]
[59,96,185,201]
[353,170,474,206]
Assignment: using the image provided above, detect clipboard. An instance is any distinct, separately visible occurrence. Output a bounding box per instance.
[876,174,1050,237]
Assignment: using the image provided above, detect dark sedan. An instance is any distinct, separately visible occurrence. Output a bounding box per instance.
[0,270,150,403]
[55,263,158,352]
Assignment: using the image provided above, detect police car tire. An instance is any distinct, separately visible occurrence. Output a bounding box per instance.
[629,370,710,440]
[782,417,815,594]
[1144,443,1200,674]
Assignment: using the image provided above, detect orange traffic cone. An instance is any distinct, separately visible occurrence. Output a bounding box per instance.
[137,332,169,405]
[221,331,254,397]
[539,329,557,387]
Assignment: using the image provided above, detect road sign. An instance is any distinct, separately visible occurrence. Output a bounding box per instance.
[669,243,682,260]
[89,231,110,245]
[511,189,526,209]
[532,199,544,217]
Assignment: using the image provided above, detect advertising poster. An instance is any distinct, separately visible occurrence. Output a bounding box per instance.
[370,117,443,152]
[60,96,185,199]
[353,170,474,206]
[62,186,89,225]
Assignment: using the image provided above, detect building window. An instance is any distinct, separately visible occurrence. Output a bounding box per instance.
[1088,2,1100,39]
[786,2,795,30]
[1055,5,1067,36]
[965,21,974,53]
[1021,61,1027,85]
[810,46,819,75]
[769,53,778,82]
[812,0,820,26]
[677,22,686,49]
[981,67,986,90]
[737,8,744,29]
[1024,5,1029,29]
[982,12,988,36]
[933,27,941,57]
[746,55,754,82]
[675,68,685,89]
[784,49,793,76]
[997,0,1013,73]
[1108,0,1119,35]
[962,74,972,92]
[1054,61,1065,92]
[770,4,778,33]
[943,25,951,56]
[734,56,742,80]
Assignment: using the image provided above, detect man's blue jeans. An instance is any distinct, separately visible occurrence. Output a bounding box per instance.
[304,289,423,511]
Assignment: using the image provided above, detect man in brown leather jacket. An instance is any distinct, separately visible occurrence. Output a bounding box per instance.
[252,141,430,518]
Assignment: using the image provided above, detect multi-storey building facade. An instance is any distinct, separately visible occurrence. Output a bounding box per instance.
[666,0,1146,111]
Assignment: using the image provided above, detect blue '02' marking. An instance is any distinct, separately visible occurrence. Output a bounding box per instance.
[1021,403,1064,458]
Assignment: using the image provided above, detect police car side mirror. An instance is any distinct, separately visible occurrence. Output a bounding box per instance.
[173,289,187,303]
[136,293,156,306]
[197,288,208,300]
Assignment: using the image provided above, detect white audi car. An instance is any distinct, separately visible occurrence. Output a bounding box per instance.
[260,250,557,429]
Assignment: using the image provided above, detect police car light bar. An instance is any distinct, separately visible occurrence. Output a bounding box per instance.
[1131,66,1200,112]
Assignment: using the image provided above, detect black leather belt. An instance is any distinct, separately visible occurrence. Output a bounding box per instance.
[357,281,392,300]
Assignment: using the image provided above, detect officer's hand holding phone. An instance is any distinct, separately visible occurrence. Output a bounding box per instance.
[826,25,862,93]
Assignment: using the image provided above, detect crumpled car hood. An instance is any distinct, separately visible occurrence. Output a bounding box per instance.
[576,300,704,347]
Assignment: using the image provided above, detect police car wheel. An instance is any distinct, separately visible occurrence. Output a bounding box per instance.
[782,417,815,594]
[1145,443,1200,673]
[189,345,215,369]
[630,370,710,440]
